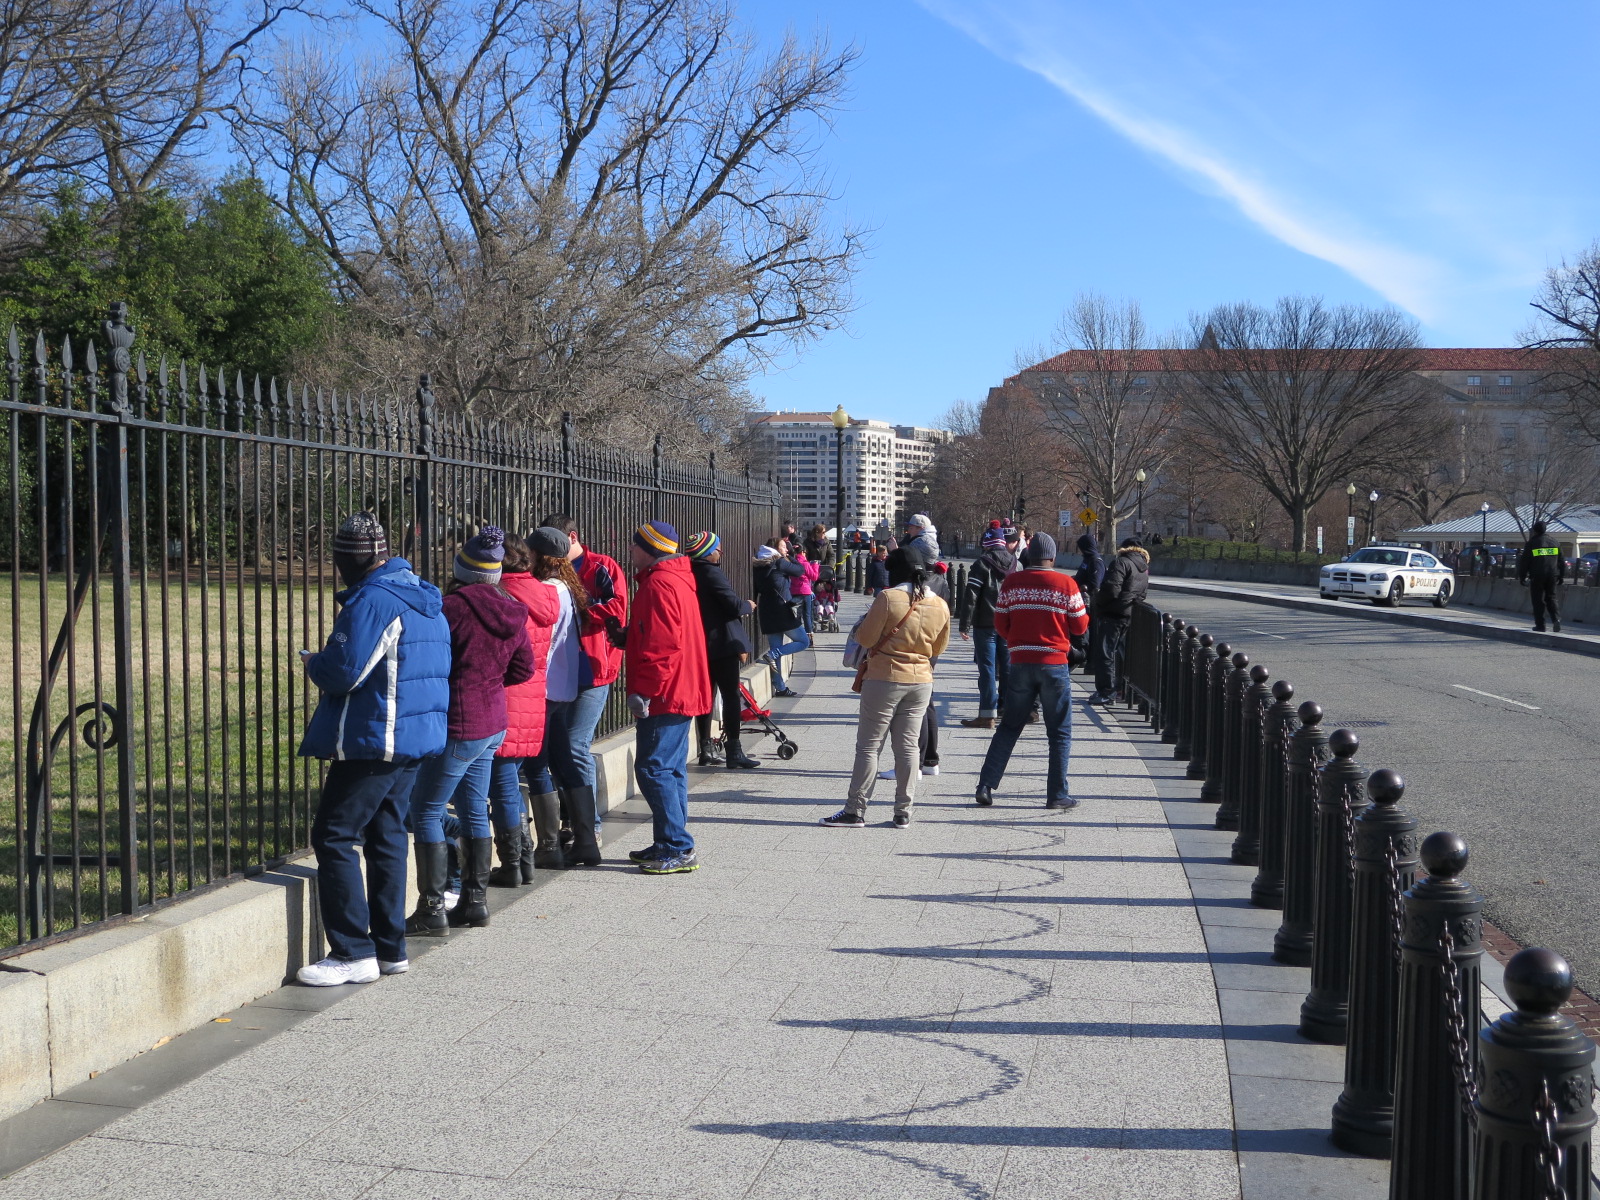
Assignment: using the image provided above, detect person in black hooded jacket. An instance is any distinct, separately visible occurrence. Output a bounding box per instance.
[1074,532,1104,676]
[1089,538,1150,704]
[1517,519,1566,632]
[959,521,1020,727]
[686,532,760,768]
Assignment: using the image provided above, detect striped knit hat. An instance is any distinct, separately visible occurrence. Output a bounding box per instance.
[633,520,678,557]
[981,520,1010,550]
[454,525,506,584]
[684,530,720,560]
[333,512,387,558]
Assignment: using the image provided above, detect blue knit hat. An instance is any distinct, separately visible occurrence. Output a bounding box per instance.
[633,520,678,557]
[455,525,506,584]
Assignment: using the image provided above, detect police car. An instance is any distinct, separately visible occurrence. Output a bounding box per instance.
[1319,544,1455,607]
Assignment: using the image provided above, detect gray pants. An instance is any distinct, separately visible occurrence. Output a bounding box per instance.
[846,679,934,817]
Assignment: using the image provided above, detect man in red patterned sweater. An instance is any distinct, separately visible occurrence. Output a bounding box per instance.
[975,532,1090,810]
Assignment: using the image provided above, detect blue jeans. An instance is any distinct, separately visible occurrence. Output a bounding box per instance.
[978,662,1075,803]
[973,626,1010,718]
[524,683,610,831]
[1094,618,1130,697]
[488,757,525,831]
[412,731,505,840]
[797,594,815,633]
[765,628,809,689]
[635,713,693,856]
[311,759,420,962]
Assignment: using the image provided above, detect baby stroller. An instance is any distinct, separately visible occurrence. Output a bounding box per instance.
[814,576,841,633]
[719,679,799,760]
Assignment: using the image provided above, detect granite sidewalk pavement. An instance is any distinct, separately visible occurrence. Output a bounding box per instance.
[1,593,1387,1200]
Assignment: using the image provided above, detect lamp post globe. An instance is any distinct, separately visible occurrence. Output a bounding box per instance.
[1367,490,1379,544]
[829,406,849,556]
[1479,501,1491,571]
[1346,483,1357,549]
[1135,468,1148,535]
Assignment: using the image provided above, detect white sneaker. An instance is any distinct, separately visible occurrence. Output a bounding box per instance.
[297,956,379,987]
[922,766,939,777]
[878,768,896,780]
[379,960,409,976]
[443,890,460,911]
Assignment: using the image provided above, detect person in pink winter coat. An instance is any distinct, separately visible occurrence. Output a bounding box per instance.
[791,546,823,634]
[488,537,562,887]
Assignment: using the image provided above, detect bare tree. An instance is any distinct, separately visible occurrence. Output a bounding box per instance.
[1486,428,1600,533]
[1376,398,1495,526]
[1175,296,1433,551]
[235,0,861,452]
[924,390,1067,547]
[1031,294,1177,544]
[1523,244,1600,442]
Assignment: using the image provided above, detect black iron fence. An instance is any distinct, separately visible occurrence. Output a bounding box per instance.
[1,303,780,957]
[1122,603,1597,1199]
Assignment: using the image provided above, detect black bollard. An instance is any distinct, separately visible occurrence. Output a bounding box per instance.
[1300,729,1369,1043]
[1332,768,1421,1157]
[1249,679,1296,909]
[1198,642,1231,804]
[1160,616,1184,744]
[1472,948,1596,1200]
[1173,626,1200,760]
[1231,664,1273,865]
[1274,701,1329,966]
[1389,831,1483,1200]
[1214,652,1251,831]
[1187,633,1217,781]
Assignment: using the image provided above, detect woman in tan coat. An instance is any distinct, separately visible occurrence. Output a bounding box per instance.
[821,548,951,829]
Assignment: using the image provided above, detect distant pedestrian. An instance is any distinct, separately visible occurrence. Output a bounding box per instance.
[406,527,535,935]
[792,547,822,634]
[1518,520,1566,633]
[1074,531,1104,676]
[822,547,951,829]
[803,523,835,567]
[296,513,450,987]
[538,513,627,854]
[959,521,1020,728]
[626,521,711,874]
[974,532,1089,811]
[685,530,760,770]
[1088,537,1150,705]
[754,539,809,697]
[864,546,890,595]
[903,513,940,560]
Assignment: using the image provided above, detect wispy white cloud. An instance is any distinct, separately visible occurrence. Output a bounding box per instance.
[917,0,1452,321]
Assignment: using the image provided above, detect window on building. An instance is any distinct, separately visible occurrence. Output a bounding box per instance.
[1498,376,1513,386]
[1500,424,1518,446]
[1467,376,1481,386]
[1133,377,1147,386]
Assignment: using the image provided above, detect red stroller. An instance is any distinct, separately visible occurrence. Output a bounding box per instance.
[719,680,799,760]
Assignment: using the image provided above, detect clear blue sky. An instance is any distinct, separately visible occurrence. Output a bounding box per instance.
[739,0,1600,428]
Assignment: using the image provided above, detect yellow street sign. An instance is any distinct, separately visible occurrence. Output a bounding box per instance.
[1078,508,1098,526]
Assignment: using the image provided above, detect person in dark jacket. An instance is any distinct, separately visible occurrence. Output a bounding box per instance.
[753,540,808,697]
[864,546,891,595]
[296,513,451,987]
[405,527,535,935]
[802,523,834,567]
[1074,531,1105,676]
[1517,520,1566,632]
[686,531,760,769]
[1089,538,1151,705]
[959,521,1020,728]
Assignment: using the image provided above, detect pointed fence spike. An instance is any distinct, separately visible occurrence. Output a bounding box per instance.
[135,349,147,384]
[7,325,16,360]
[85,340,97,373]
[160,355,169,387]
[33,329,45,364]
[61,335,72,372]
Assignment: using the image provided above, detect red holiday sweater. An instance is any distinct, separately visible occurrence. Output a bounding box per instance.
[993,569,1090,664]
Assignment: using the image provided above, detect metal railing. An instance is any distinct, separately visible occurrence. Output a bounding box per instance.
[1,303,780,957]
[1123,602,1597,1199]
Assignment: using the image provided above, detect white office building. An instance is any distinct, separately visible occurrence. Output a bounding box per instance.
[748,412,950,531]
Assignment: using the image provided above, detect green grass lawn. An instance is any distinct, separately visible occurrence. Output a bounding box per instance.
[0,571,341,951]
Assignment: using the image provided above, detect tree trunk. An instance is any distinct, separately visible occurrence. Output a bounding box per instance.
[1291,506,1309,553]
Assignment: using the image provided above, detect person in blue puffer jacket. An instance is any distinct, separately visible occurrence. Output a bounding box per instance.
[295,512,451,987]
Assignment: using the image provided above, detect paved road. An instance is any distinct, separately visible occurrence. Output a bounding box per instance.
[1146,587,1600,995]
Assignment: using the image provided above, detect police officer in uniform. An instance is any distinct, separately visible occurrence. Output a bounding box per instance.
[1517,519,1566,633]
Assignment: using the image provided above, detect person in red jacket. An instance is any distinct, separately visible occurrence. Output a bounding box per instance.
[406,527,535,934]
[974,532,1089,812]
[487,537,561,887]
[625,520,711,875]
[539,513,627,849]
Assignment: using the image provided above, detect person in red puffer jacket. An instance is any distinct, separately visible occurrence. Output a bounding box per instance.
[625,520,711,876]
[486,537,561,888]
[539,513,626,850]
[405,527,534,936]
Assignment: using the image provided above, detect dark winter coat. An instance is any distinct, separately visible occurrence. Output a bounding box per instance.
[753,557,804,634]
[1517,534,1566,584]
[440,583,536,741]
[864,558,891,594]
[962,547,1020,632]
[691,558,752,661]
[1074,533,1105,596]
[300,557,452,762]
[1096,547,1151,620]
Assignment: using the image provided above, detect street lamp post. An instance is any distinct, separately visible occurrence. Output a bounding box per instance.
[1367,490,1379,545]
[1346,483,1357,549]
[1135,468,1148,535]
[1479,501,1491,576]
[830,405,849,556]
